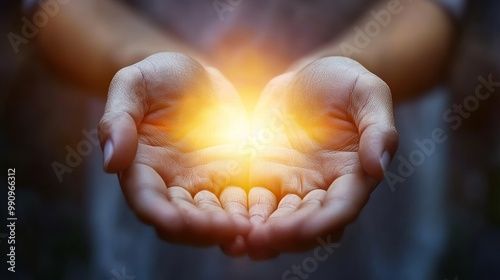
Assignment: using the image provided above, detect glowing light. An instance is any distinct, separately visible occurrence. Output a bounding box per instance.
[179,103,246,147]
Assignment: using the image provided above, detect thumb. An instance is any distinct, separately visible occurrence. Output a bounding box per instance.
[352,72,399,180]
[98,66,146,173]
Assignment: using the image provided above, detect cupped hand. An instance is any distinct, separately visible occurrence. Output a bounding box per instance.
[239,57,398,259]
[98,53,252,247]
[98,54,398,258]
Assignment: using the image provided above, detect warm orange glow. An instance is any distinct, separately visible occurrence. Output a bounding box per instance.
[177,101,251,151]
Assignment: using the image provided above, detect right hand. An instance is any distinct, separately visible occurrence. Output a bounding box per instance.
[240,57,399,259]
[98,53,251,248]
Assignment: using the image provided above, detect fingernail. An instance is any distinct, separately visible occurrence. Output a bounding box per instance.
[380,150,390,175]
[103,140,113,169]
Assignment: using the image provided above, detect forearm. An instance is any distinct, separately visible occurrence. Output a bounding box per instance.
[36,0,198,94]
[301,0,457,103]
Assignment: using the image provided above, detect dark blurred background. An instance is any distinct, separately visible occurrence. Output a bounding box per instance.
[1,0,499,279]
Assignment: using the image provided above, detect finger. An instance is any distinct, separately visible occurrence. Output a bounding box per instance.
[99,66,145,173]
[194,190,241,241]
[301,173,377,240]
[267,193,301,221]
[246,187,277,254]
[120,163,185,240]
[219,187,253,257]
[266,190,326,252]
[248,187,277,225]
[99,52,210,173]
[161,159,247,198]
[164,186,212,245]
[254,193,301,252]
[272,190,324,229]
[220,187,251,234]
[220,235,247,257]
[167,187,233,246]
[351,72,399,179]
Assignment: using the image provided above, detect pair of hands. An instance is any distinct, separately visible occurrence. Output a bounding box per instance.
[98,52,398,259]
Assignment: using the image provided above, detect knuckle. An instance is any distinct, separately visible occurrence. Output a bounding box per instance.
[110,66,140,87]
[136,52,209,97]
[151,52,206,82]
[358,72,390,94]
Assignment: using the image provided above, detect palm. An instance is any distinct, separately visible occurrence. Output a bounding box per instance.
[109,55,251,247]
[103,55,397,257]
[250,73,361,198]
[132,86,250,245]
[135,68,248,196]
[244,58,396,257]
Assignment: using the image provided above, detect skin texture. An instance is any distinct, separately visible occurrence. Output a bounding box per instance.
[99,53,252,246]
[36,0,456,259]
[98,53,398,258]
[227,57,398,258]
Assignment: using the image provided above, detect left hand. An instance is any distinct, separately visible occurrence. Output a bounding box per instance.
[98,53,252,248]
